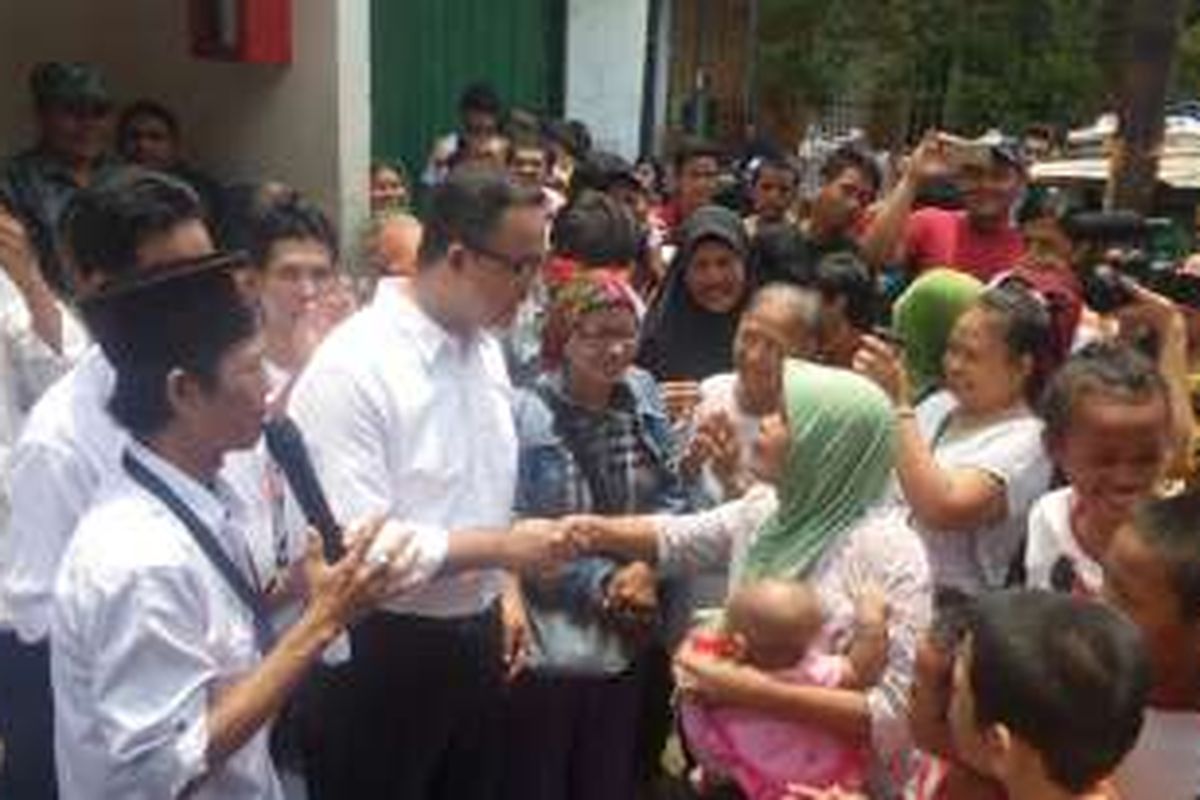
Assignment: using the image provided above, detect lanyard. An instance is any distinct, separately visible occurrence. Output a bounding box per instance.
[122,451,276,654]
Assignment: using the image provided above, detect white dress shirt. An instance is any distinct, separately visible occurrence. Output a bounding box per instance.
[0,271,85,624]
[288,278,517,618]
[1,344,271,642]
[51,441,283,800]
[1,346,123,641]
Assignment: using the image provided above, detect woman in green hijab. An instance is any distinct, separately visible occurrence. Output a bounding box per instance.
[569,360,932,784]
[892,268,984,402]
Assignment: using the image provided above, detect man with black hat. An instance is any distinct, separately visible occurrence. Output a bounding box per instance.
[49,257,399,800]
[0,169,206,800]
[0,62,122,295]
[862,132,1028,281]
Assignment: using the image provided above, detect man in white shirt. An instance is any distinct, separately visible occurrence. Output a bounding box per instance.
[51,255,400,799]
[0,169,209,799]
[289,166,551,797]
[0,206,83,798]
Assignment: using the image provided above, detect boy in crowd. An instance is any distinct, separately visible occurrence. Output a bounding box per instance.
[660,137,722,238]
[948,590,1150,800]
[1103,492,1200,799]
[744,155,800,238]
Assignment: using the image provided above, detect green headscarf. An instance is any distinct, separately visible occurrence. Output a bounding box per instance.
[893,269,984,401]
[742,361,896,581]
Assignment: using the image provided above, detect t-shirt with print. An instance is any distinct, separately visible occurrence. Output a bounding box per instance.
[904,208,1025,282]
[909,390,1052,593]
[1023,487,1104,597]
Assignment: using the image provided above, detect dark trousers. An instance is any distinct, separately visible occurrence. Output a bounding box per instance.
[0,632,56,799]
[308,606,505,799]
[499,668,641,800]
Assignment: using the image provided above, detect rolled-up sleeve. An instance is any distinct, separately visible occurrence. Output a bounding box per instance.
[86,567,218,798]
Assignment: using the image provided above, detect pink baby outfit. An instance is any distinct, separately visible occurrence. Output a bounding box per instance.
[681,650,867,799]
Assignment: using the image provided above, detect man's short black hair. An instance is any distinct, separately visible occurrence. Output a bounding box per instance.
[84,261,259,438]
[1131,492,1200,620]
[543,118,592,159]
[1039,341,1166,443]
[459,82,501,117]
[551,190,640,267]
[967,589,1150,794]
[247,193,339,268]
[819,145,882,195]
[418,166,544,267]
[673,136,724,173]
[751,155,800,187]
[62,168,205,284]
[814,251,876,330]
[117,100,181,141]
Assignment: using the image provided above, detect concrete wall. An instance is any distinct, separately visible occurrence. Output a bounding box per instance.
[564,0,649,159]
[0,0,370,241]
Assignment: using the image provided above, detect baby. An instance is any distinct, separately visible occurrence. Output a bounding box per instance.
[680,579,888,799]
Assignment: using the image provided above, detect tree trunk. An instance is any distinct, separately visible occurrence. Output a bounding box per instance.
[1105,0,1187,213]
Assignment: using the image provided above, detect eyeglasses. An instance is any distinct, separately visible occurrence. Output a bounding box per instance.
[464,241,545,280]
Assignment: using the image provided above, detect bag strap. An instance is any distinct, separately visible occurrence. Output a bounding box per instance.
[122,450,275,654]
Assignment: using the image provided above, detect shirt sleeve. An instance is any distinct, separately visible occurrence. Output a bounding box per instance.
[288,362,449,577]
[955,419,1053,519]
[3,439,97,642]
[81,566,218,798]
[656,490,773,576]
[845,515,933,763]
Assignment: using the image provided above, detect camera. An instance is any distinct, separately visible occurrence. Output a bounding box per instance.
[1064,211,1200,313]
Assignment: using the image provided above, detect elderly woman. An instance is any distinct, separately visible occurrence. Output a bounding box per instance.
[856,283,1056,593]
[570,362,934,794]
[500,272,688,800]
[687,283,820,505]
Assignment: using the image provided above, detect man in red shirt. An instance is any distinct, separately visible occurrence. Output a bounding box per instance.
[862,134,1026,281]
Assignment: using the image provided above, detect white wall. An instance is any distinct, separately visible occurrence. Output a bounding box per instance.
[564,0,649,159]
[0,0,370,241]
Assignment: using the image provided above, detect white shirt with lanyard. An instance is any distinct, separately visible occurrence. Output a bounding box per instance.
[50,441,284,800]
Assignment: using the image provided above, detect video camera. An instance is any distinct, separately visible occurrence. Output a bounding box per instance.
[1064,210,1200,312]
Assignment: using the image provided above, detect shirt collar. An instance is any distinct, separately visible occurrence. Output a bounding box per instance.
[374,277,477,367]
[126,439,234,536]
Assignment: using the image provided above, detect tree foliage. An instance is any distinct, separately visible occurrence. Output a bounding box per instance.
[757,0,1200,141]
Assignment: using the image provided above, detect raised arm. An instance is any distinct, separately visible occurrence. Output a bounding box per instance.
[858,132,945,271]
[854,336,1006,531]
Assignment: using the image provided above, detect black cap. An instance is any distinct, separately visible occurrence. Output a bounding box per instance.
[573,150,641,194]
[990,139,1027,171]
[81,251,255,370]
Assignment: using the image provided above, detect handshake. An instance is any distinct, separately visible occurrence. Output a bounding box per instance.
[500,514,625,575]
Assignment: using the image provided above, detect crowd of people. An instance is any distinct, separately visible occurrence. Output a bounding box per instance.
[0,62,1199,800]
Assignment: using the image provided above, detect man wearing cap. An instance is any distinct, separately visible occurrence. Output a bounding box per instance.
[0,62,121,296]
[49,257,400,800]
[862,132,1027,282]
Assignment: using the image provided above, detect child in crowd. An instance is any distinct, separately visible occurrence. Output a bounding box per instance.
[1103,492,1200,799]
[904,589,1003,800]
[948,590,1150,800]
[1025,342,1172,595]
[680,579,888,799]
